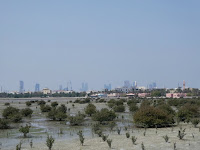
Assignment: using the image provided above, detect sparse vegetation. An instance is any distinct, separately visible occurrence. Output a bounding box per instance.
[46,135,55,150]
[19,124,31,138]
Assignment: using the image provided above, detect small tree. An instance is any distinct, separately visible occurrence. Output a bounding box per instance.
[141,142,145,150]
[117,128,121,135]
[19,124,31,138]
[77,130,84,146]
[163,135,169,142]
[5,102,10,106]
[108,121,116,131]
[131,136,137,145]
[21,108,33,117]
[102,134,109,141]
[46,135,55,150]
[51,102,58,107]
[16,140,22,150]
[126,132,130,138]
[129,103,138,112]
[26,101,32,107]
[178,128,186,140]
[0,118,10,129]
[85,104,96,116]
[191,119,200,128]
[107,139,112,148]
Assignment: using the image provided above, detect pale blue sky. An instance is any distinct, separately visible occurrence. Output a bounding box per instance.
[0,1,200,91]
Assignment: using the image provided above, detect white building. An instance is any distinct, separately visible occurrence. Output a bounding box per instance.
[42,88,51,95]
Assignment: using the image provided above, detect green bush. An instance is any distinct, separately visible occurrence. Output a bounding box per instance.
[4,102,10,106]
[92,108,116,124]
[57,104,67,113]
[51,102,58,107]
[191,119,200,128]
[26,101,32,107]
[19,124,31,138]
[113,105,125,112]
[37,100,46,105]
[46,135,55,150]
[40,104,52,112]
[69,113,85,126]
[0,118,10,129]
[133,106,174,127]
[85,103,96,116]
[21,108,33,117]
[129,103,139,112]
[2,106,22,122]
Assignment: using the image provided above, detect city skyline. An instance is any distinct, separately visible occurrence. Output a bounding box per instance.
[1,1,200,91]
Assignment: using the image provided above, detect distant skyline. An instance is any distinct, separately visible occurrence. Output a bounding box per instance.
[1,1,200,91]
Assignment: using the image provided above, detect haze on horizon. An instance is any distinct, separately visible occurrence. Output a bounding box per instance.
[0,0,200,92]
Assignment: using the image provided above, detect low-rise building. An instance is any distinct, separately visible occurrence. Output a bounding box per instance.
[166,93,187,98]
[42,88,51,95]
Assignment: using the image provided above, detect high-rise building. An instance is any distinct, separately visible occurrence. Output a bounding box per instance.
[124,80,130,88]
[59,85,63,91]
[104,84,111,91]
[19,81,24,93]
[80,82,88,92]
[35,83,40,92]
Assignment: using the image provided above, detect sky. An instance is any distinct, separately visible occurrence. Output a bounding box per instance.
[0,0,200,92]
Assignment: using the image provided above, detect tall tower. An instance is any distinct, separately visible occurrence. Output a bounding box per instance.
[19,81,24,93]
[35,83,40,92]
[183,80,185,91]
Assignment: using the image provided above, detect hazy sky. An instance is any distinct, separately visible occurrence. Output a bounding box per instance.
[1,0,200,92]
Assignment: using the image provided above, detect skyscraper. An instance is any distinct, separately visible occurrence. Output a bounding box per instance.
[81,82,88,92]
[19,81,24,93]
[104,84,111,91]
[35,83,40,92]
[124,80,130,88]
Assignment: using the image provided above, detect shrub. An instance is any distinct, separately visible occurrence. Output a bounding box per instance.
[51,102,58,107]
[55,111,67,121]
[69,114,85,126]
[26,101,32,107]
[129,103,139,112]
[108,121,116,131]
[133,106,174,127]
[4,102,10,106]
[21,108,33,117]
[40,105,51,112]
[113,105,125,112]
[57,104,67,113]
[37,100,46,106]
[3,106,22,122]
[191,119,200,128]
[46,135,55,150]
[0,118,10,129]
[163,135,169,142]
[16,140,22,150]
[131,136,137,145]
[85,103,96,116]
[126,132,130,138]
[178,128,186,140]
[19,124,31,138]
[92,108,116,124]
[77,130,84,146]
[102,134,109,141]
[107,139,112,148]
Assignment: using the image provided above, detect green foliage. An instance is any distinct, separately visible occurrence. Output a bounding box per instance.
[21,108,33,117]
[69,113,85,126]
[113,105,125,112]
[126,132,130,138]
[177,128,186,140]
[57,104,67,113]
[77,130,84,146]
[37,100,46,106]
[108,121,116,131]
[0,118,10,129]
[163,135,169,142]
[19,124,31,138]
[16,141,22,150]
[140,100,151,108]
[107,139,112,148]
[191,119,200,128]
[131,136,137,145]
[40,104,51,112]
[26,101,32,107]
[4,102,10,106]
[102,134,109,141]
[92,108,116,124]
[3,106,22,122]
[46,135,55,150]
[85,103,96,116]
[74,98,90,104]
[47,107,67,121]
[133,106,174,127]
[51,102,58,107]
[129,103,139,112]
[177,104,199,121]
